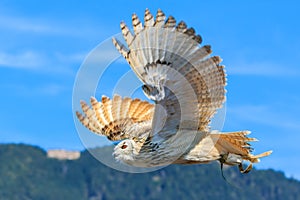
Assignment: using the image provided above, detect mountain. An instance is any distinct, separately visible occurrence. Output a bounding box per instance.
[0,143,299,200]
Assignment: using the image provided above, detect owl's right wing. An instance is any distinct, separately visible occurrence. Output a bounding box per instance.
[113,9,226,140]
[76,95,154,141]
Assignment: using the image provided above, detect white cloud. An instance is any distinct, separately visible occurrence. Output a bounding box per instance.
[0,36,124,75]
[228,62,300,77]
[0,14,68,35]
[37,84,67,96]
[226,104,300,136]
[0,50,87,75]
[0,83,68,97]
[0,51,45,69]
[1,17,49,33]
[55,52,87,64]
[54,49,125,66]
[0,13,109,38]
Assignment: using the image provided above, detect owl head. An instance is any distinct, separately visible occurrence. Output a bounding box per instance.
[113,139,136,165]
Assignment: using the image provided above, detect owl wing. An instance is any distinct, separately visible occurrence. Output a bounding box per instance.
[113,9,226,139]
[76,95,154,141]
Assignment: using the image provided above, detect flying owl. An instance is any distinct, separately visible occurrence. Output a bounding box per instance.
[76,9,272,173]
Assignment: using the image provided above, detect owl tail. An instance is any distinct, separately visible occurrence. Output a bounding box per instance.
[211,131,272,173]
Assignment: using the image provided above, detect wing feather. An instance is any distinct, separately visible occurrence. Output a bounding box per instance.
[154,9,165,27]
[120,22,134,45]
[112,9,227,138]
[76,95,154,141]
[132,13,143,34]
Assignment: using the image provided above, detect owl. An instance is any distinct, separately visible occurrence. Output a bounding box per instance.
[76,9,272,173]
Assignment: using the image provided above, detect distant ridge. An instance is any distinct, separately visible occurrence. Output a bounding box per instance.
[0,143,299,200]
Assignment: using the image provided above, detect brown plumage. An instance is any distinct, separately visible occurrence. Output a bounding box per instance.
[76,95,154,141]
[76,9,272,173]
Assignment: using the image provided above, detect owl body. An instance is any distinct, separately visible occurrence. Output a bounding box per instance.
[76,9,272,173]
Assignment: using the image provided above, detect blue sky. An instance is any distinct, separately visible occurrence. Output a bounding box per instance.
[1,0,300,179]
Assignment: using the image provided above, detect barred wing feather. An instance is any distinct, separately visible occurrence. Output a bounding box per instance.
[76,95,154,141]
[113,9,226,138]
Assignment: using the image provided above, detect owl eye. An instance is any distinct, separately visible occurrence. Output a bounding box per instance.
[121,143,128,149]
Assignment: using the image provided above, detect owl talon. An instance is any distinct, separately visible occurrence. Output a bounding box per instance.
[238,163,253,173]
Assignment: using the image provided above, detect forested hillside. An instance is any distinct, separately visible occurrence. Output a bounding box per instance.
[0,144,299,200]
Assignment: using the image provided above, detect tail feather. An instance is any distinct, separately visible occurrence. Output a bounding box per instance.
[212,131,272,172]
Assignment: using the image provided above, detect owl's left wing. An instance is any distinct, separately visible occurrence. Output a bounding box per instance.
[76,95,154,141]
